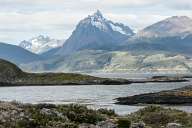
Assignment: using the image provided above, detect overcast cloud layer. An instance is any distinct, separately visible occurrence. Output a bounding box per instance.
[0,0,192,44]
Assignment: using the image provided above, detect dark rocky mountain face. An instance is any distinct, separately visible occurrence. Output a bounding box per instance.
[55,10,134,55]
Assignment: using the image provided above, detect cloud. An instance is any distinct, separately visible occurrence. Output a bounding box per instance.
[166,0,192,10]
[0,11,85,43]
[0,0,191,44]
[1,0,191,12]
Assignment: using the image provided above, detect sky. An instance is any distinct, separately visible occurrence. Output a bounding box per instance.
[0,0,192,44]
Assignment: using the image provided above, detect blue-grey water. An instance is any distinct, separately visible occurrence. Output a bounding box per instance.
[0,73,192,115]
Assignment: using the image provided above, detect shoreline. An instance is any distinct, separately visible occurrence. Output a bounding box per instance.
[0,76,188,87]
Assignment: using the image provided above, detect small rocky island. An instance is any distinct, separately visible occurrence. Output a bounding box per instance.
[116,85,192,105]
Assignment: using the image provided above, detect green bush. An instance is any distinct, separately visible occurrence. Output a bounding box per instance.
[98,108,116,116]
[117,118,131,128]
[15,118,38,128]
[58,104,104,124]
[129,105,192,128]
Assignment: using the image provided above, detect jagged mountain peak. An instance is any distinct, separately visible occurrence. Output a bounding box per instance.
[78,10,134,35]
[78,10,108,32]
[92,10,103,18]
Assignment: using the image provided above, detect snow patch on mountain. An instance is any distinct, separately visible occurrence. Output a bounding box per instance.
[110,23,127,35]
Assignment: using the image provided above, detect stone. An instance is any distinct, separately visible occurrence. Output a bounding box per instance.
[97,119,117,128]
[167,123,182,128]
[131,122,145,128]
[79,123,98,128]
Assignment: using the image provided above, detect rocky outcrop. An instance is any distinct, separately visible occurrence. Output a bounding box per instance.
[131,122,145,128]
[116,85,192,105]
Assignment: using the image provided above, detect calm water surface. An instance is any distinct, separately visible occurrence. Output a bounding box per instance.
[0,73,192,115]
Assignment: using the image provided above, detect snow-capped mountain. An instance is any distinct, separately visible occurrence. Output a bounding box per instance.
[138,16,192,38]
[19,35,64,54]
[55,10,134,55]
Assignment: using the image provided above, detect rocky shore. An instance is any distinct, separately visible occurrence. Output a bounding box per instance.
[0,102,191,128]
[116,85,192,105]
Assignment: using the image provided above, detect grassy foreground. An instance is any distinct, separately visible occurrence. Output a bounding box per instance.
[0,101,191,128]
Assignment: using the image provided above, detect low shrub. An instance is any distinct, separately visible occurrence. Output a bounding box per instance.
[117,117,131,128]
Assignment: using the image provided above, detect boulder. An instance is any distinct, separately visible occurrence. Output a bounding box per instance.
[167,123,182,128]
[97,119,117,128]
[131,122,145,128]
[79,123,98,128]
